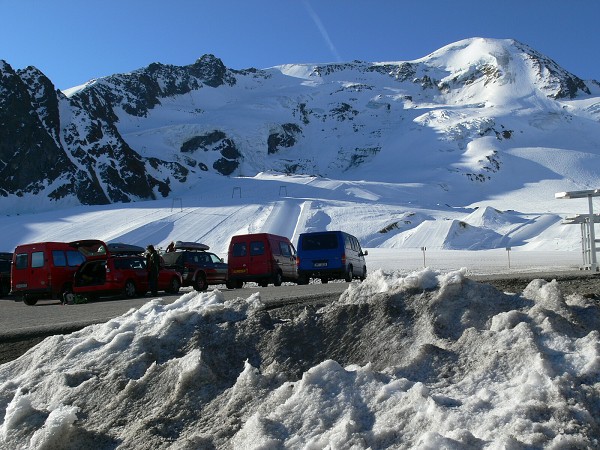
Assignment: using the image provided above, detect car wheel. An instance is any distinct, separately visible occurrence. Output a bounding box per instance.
[226,279,236,289]
[274,271,283,287]
[62,287,75,305]
[297,274,309,285]
[235,280,244,289]
[194,274,208,291]
[168,277,181,294]
[360,266,367,281]
[320,277,329,284]
[345,266,353,282]
[124,280,137,298]
[259,280,269,287]
[23,296,38,306]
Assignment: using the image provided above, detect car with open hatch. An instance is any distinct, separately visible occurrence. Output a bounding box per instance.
[160,241,228,291]
[73,242,182,301]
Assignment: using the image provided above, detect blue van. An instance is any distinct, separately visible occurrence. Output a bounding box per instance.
[296,231,368,284]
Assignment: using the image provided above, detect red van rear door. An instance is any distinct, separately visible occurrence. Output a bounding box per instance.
[248,238,269,276]
[229,239,250,277]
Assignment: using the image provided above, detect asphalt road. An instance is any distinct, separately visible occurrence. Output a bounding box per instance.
[2,271,599,364]
[0,282,349,339]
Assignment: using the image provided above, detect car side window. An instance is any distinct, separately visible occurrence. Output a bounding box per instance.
[15,253,28,270]
[31,252,45,268]
[233,243,247,257]
[279,242,291,257]
[52,251,67,267]
[250,241,265,256]
[131,259,145,269]
[66,251,85,267]
[344,235,352,251]
[209,254,222,263]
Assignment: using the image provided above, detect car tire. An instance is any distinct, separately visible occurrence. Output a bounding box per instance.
[297,274,309,285]
[61,286,74,305]
[23,296,38,306]
[320,277,329,284]
[345,266,353,282]
[194,274,208,291]
[168,277,181,294]
[226,279,236,289]
[124,280,137,298]
[259,280,269,287]
[235,280,244,289]
[360,266,367,281]
[274,271,283,287]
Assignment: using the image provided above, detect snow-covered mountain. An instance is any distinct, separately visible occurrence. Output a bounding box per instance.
[1,37,599,251]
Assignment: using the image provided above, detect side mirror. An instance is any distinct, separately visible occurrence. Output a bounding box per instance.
[361,250,368,256]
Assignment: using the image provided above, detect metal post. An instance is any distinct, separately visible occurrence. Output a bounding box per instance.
[421,247,426,267]
[506,247,511,269]
[588,194,597,271]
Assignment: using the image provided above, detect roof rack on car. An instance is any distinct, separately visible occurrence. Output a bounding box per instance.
[173,241,210,251]
[107,243,146,255]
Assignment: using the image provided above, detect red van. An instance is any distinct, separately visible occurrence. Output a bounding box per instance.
[11,240,106,305]
[227,233,297,288]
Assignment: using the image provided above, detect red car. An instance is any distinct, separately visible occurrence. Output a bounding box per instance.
[73,242,182,300]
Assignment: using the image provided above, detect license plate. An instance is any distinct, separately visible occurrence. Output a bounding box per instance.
[233,268,247,274]
[16,283,27,288]
[314,262,327,268]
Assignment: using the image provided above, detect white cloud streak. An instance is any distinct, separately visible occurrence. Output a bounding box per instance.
[302,1,343,62]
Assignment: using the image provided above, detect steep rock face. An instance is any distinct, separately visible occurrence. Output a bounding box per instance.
[0,62,72,198]
[80,54,237,118]
[512,40,589,99]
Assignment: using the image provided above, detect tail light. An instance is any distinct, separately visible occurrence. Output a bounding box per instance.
[341,253,346,265]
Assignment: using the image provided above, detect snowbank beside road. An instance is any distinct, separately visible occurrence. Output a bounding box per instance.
[1,268,599,448]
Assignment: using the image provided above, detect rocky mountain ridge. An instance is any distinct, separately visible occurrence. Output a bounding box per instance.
[0,38,598,210]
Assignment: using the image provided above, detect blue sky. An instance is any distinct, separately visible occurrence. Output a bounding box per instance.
[2,0,599,90]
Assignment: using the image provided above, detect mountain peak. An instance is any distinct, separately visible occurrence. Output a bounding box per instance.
[0,38,598,214]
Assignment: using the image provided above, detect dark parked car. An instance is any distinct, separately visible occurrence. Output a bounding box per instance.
[0,252,12,298]
[161,241,228,291]
[73,242,182,300]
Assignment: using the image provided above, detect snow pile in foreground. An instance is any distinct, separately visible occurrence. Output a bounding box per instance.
[1,269,599,449]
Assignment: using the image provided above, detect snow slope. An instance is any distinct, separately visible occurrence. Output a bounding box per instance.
[3,38,599,253]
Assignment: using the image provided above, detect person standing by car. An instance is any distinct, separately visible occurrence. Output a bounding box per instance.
[146,245,160,295]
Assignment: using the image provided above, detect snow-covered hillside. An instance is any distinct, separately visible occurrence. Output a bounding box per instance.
[1,37,600,252]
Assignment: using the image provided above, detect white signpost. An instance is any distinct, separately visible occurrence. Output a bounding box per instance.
[556,189,600,271]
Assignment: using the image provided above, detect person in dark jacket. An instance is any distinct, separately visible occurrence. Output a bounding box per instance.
[146,244,160,295]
